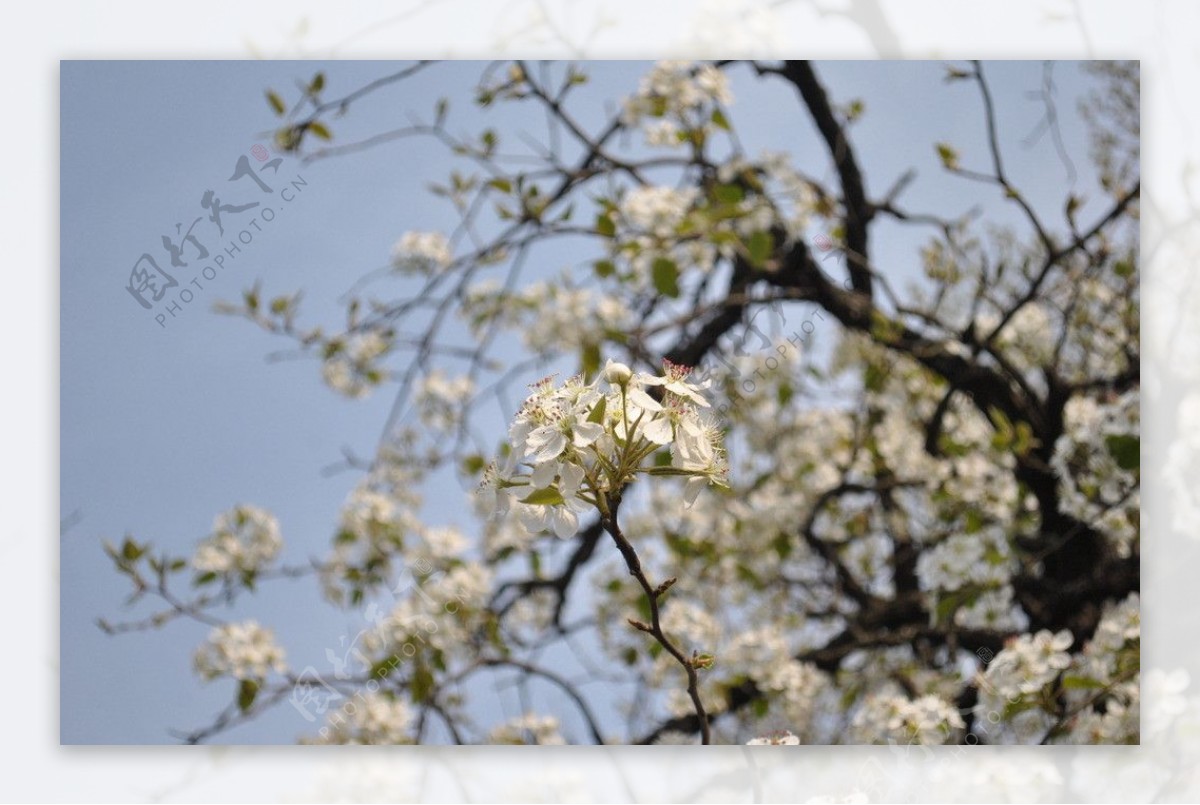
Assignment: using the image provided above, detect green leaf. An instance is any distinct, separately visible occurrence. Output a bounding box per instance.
[651,257,680,299]
[309,72,325,94]
[747,231,773,267]
[520,487,565,506]
[410,666,434,703]
[593,259,616,278]
[587,394,607,424]
[595,213,616,238]
[713,183,744,205]
[934,595,958,625]
[711,108,731,131]
[864,362,887,393]
[481,129,498,153]
[1104,434,1140,472]
[370,655,400,680]
[935,142,960,170]
[237,679,259,712]
[266,90,286,116]
[487,178,513,193]
[1001,697,1040,720]
[307,122,332,141]
[580,342,601,379]
[934,587,980,625]
[460,454,486,475]
[1061,675,1107,690]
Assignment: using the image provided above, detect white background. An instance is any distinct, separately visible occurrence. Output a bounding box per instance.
[3,0,1194,801]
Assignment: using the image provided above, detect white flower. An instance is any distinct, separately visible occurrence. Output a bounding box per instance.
[619,186,697,239]
[604,359,632,386]
[488,713,566,745]
[193,620,287,681]
[321,331,391,399]
[635,359,711,407]
[414,370,474,430]
[979,629,1074,701]
[192,504,282,576]
[622,62,734,147]
[391,230,452,274]
[851,693,964,745]
[309,692,413,745]
[747,730,800,745]
[481,361,727,534]
[518,495,586,539]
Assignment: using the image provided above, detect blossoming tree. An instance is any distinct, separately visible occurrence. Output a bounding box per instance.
[100,60,1140,745]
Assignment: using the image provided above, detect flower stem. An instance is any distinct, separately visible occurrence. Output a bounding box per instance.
[600,495,711,745]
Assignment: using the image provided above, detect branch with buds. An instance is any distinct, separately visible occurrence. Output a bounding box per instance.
[478,358,727,743]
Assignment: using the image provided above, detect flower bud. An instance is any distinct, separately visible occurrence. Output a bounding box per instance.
[604,359,632,386]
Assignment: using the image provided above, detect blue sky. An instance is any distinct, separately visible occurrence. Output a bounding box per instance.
[60,59,1103,744]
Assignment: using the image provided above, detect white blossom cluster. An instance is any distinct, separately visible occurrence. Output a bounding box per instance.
[516,281,630,355]
[914,529,1013,593]
[621,61,733,147]
[476,360,728,539]
[952,586,1029,632]
[360,562,493,661]
[460,277,631,356]
[977,304,1057,373]
[192,504,282,577]
[915,527,1027,630]
[413,370,475,431]
[1060,268,1137,383]
[722,628,827,731]
[1057,593,1139,744]
[973,593,1141,745]
[849,692,965,745]
[932,405,1021,523]
[606,174,795,293]
[718,151,819,241]
[1052,389,1140,557]
[322,441,429,605]
[321,330,391,399]
[621,186,699,240]
[609,185,727,292]
[193,620,287,682]
[323,485,419,604]
[319,424,481,605]
[391,230,452,275]
[316,431,496,669]
[746,730,800,745]
[487,713,566,745]
[308,692,414,745]
[1060,684,1138,745]
[974,629,1072,743]
[833,333,1022,526]
[980,629,1074,699]
[1075,592,1139,684]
